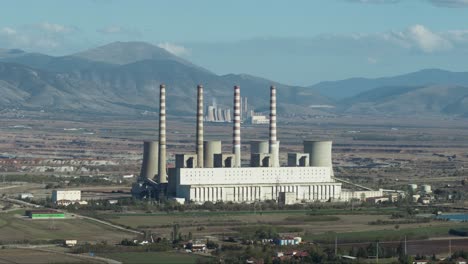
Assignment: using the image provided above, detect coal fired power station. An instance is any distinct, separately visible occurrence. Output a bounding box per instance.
[132,84,383,203]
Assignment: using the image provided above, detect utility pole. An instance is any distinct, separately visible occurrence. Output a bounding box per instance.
[404,236,407,255]
[449,239,452,258]
[376,241,379,264]
[335,236,338,256]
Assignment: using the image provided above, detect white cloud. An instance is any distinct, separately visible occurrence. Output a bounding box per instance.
[347,0,468,7]
[428,0,468,7]
[157,42,191,56]
[367,57,378,64]
[1,27,16,35]
[346,0,400,3]
[98,26,123,34]
[407,24,452,52]
[0,22,80,54]
[38,22,73,33]
[97,25,141,37]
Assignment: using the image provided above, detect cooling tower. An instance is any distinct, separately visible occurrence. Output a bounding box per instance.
[139,141,159,179]
[269,86,279,167]
[217,108,223,122]
[203,140,222,168]
[223,109,230,122]
[207,106,215,122]
[158,84,168,183]
[303,140,333,176]
[233,85,241,167]
[250,140,269,154]
[196,85,204,168]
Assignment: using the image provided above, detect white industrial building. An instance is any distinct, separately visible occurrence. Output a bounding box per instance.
[52,190,81,204]
[133,84,385,204]
[176,167,341,203]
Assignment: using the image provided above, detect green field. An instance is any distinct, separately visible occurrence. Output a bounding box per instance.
[308,224,468,243]
[0,248,101,264]
[99,252,210,264]
[0,210,133,243]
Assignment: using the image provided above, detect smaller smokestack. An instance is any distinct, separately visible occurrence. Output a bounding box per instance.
[233,85,241,167]
[196,84,204,168]
[269,85,279,167]
[158,84,167,183]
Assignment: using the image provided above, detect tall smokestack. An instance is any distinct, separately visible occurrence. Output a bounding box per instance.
[196,84,204,168]
[158,84,167,183]
[233,85,241,167]
[269,85,279,167]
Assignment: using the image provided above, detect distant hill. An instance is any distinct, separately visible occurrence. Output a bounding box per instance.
[0,48,27,58]
[310,69,468,100]
[1,42,467,118]
[72,41,212,74]
[0,42,330,116]
[343,84,468,117]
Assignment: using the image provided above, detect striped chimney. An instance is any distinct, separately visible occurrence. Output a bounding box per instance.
[269,85,279,167]
[196,84,204,168]
[233,85,241,167]
[158,84,167,183]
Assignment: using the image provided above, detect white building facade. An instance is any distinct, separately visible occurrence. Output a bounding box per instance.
[176,167,342,203]
[52,190,81,203]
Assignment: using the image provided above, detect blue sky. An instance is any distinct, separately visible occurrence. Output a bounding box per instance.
[1,0,468,85]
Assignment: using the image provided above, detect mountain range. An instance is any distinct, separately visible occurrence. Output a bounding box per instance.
[0,41,467,118]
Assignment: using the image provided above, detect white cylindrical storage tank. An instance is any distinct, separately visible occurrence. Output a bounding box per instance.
[250,140,269,154]
[303,140,333,176]
[140,141,159,179]
[408,184,418,191]
[203,140,222,168]
[421,184,432,193]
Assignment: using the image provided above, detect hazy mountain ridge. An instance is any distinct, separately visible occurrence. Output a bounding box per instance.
[344,85,468,116]
[0,42,327,116]
[310,69,468,100]
[0,41,467,118]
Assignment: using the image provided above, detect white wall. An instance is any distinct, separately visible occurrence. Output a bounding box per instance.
[52,190,81,202]
[178,183,342,203]
[177,167,332,186]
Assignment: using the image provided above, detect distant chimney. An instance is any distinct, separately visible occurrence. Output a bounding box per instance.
[269,86,279,167]
[233,85,241,167]
[196,84,204,168]
[158,84,167,183]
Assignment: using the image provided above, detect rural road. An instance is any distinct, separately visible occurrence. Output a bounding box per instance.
[74,213,144,235]
[0,245,122,264]
[3,197,143,235]
[33,247,122,264]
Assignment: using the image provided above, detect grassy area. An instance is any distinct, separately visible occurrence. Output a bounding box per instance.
[233,225,303,234]
[284,215,340,222]
[102,208,398,229]
[99,252,210,264]
[0,210,133,243]
[0,248,100,264]
[308,224,468,243]
[109,207,400,218]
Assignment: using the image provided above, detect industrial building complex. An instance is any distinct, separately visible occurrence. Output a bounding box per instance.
[132,84,383,203]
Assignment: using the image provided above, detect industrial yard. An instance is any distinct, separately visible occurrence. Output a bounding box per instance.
[0,106,468,262]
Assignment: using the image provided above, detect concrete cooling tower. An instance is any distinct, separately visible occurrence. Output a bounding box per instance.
[250,140,269,154]
[139,141,158,179]
[203,140,222,168]
[303,140,334,176]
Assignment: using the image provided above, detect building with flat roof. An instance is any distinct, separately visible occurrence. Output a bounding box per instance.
[26,209,65,219]
[52,190,81,204]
